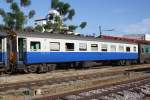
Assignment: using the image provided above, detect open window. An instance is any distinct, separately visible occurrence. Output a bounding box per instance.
[66,43,74,51]
[79,43,87,51]
[101,44,107,51]
[133,46,137,52]
[50,42,60,51]
[91,44,98,51]
[30,41,41,51]
[126,47,130,52]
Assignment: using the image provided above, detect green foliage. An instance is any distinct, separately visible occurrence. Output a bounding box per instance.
[0,8,6,17]
[0,0,35,31]
[35,25,43,32]
[0,24,4,31]
[20,0,31,7]
[80,22,87,29]
[68,9,75,20]
[50,0,87,33]
[11,2,19,12]
[24,26,34,32]
[28,10,35,19]
[68,25,78,32]
[44,22,52,31]
[51,0,59,9]
[51,0,75,21]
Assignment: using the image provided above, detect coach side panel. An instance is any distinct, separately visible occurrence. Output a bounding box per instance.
[24,37,138,64]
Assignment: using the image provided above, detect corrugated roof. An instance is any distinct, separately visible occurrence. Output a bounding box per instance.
[101,35,150,44]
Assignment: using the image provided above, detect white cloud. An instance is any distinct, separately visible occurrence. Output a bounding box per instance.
[123,18,150,34]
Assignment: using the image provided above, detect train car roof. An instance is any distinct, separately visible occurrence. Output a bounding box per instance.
[1,31,150,44]
[19,32,135,44]
[101,35,150,44]
[18,32,98,40]
[18,32,150,44]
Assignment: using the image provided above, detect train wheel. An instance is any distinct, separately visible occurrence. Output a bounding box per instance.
[132,60,137,65]
[74,62,80,69]
[47,64,56,72]
[23,68,28,73]
[6,64,16,74]
[119,60,125,66]
[79,61,90,69]
[27,65,37,73]
[125,60,131,66]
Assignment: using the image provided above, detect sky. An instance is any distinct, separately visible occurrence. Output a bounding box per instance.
[0,0,150,36]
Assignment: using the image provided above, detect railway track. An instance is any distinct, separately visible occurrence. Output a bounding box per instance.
[34,76,150,100]
[0,64,150,100]
[0,70,125,92]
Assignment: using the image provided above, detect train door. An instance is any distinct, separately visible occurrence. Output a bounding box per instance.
[18,38,26,62]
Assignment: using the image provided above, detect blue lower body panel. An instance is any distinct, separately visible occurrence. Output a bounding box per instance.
[25,52,138,64]
[0,52,7,66]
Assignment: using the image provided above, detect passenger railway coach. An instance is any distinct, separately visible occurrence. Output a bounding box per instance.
[0,32,150,73]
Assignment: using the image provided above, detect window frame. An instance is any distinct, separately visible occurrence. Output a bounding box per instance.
[49,42,60,51]
[101,44,107,52]
[65,43,75,51]
[119,45,124,52]
[30,41,41,51]
[126,47,130,52]
[110,45,116,52]
[133,46,137,52]
[79,43,87,51]
[91,44,98,51]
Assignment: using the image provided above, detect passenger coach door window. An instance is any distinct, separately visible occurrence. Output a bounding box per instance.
[18,38,26,61]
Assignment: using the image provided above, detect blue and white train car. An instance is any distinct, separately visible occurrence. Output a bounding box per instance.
[0,32,143,73]
[15,32,139,72]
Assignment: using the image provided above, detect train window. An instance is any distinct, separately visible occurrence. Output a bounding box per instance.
[145,48,150,53]
[110,45,116,52]
[79,43,87,51]
[133,46,137,52]
[30,41,41,51]
[91,44,98,51]
[126,47,130,52]
[101,44,107,51]
[66,43,74,51]
[119,46,124,52]
[50,42,60,51]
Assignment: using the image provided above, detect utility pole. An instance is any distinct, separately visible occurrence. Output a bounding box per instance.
[99,25,102,37]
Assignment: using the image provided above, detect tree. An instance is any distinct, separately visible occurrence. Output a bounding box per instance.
[0,0,35,73]
[35,25,43,32]
[24,26,34,32]
[0,0,35,31]
[51,0,75,21]
[68,25,78,32]
[45,0,87,33]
